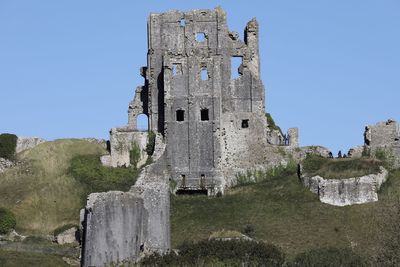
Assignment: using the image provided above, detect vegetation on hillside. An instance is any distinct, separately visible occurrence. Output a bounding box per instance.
[0,139,140,236]
[69,154,138,194]
[266,113,283,136]
[146,131,156,156]
[140,239,284,267]
[0,250,70,267]
[171,164,400,263]
[288,247,367,267]
[0,207,16,234]
[0,133,18,160]
[302,155,382,179]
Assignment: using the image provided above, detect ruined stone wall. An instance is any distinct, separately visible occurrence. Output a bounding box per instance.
[82,155,170,267]
[364,119,400,166]
[101,128,148,168]
[81,192,147,266]
[16,137,45,153]
[301,166,388,206]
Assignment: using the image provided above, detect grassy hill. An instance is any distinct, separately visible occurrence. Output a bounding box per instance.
[1,140,400,265]
[171,166,400,260]
[0,139,107,235]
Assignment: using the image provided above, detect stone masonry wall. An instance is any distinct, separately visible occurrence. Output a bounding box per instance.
[81,153,170,267]
[301,166,388,206]
[101,128,148,168]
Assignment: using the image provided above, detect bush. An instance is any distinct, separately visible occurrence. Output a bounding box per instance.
[266,113,283,136]
[140,239,285,267]
[0,207,16,234]
[129,142,141,169]
[69,154,139,193]
[289,247,367,267]
[0,133,17,160]
[146,131,156,156]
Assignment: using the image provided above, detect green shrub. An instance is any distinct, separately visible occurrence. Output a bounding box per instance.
[0,133,17,160]
[129,142,141,169]
[140,239,285,267]
[289,247,367,267]
[0,207,16,234]
[146,131,156,156]
[266,113,283,136]
[69,154,139,193]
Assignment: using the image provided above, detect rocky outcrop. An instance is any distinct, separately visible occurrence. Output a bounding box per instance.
[0,158,14,173]
[301,166,388,206]
[56,227,78,245]
[16,137,45,153]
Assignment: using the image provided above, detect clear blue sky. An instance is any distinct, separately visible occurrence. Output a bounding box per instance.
[1,1,399,154]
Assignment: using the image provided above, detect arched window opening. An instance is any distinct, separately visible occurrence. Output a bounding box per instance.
[137,113,149,131]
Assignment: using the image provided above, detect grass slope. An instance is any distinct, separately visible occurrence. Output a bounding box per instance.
[171,169,400,259]
[0,139,106,235]
[303,156,382,179]
[0,250,70,267]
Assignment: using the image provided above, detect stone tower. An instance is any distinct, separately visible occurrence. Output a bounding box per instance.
[82,7,296,267]
[124,7,268,193]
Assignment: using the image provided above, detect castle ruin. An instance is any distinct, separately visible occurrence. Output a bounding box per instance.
[81,7,301,267]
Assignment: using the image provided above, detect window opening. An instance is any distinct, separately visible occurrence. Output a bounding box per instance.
[231,56,242,79]
[196,32,206,42]
[172,64,182,76]
[180,18,186,27]
[200,109,209,121]
[201,68,208,80]
[242,119,249,128]
[176,110,185,121]
[137,114,149,131]
[172,64,177,76]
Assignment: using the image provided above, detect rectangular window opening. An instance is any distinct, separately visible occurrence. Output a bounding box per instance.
[231,56,242,79]
[242,119,249,128]
[180,18,186,27]
[176,110,185,121]
[201,109,209,121]
[196,32,206,42]
[201,68,208,80]
[172,64,182,76]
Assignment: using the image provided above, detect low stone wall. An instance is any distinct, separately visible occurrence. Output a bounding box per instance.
[301,166,388,206]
